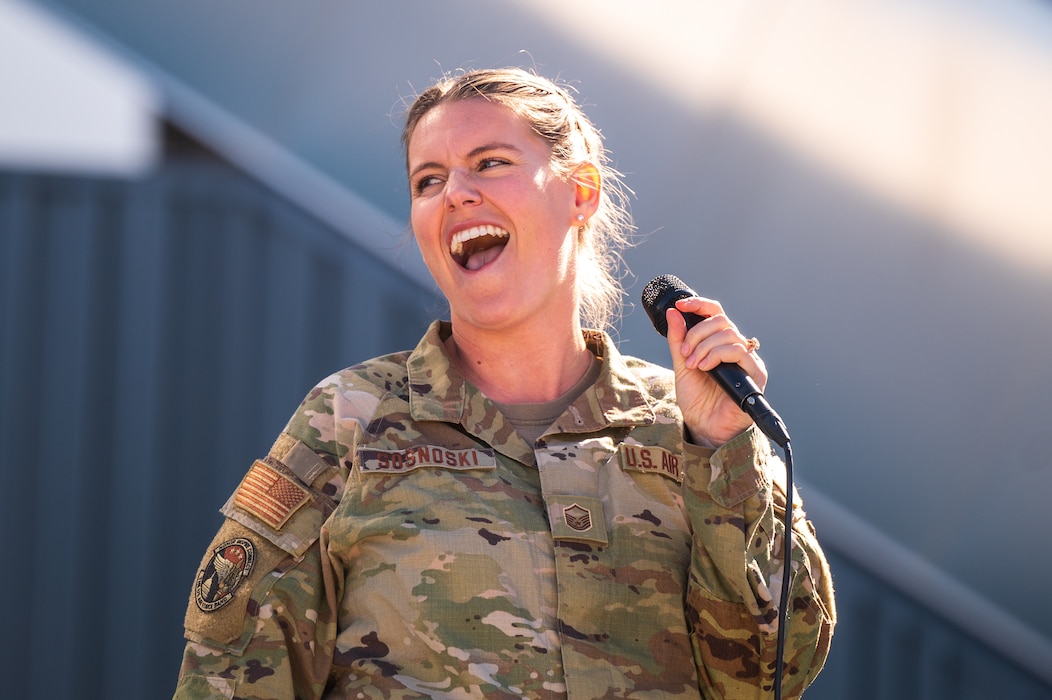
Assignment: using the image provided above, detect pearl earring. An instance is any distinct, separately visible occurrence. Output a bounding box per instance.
[576,214,585,222]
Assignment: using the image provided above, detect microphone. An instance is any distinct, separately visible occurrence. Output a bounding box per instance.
[641,274,791,448]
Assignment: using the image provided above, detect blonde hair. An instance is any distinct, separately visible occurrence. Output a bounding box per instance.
[402,67,635,333]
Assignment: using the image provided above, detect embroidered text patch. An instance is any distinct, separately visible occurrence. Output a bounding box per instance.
[359,445,497,475]
[618,443,683,482]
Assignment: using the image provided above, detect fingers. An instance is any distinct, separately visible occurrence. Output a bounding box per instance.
[663,296,723,345]
[665,297,768,385]
[665,296,737,368]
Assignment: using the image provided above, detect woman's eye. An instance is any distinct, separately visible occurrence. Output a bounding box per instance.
[414,175,442,194]
[478,158,508,171]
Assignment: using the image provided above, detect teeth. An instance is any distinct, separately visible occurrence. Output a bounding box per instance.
[450,225,510,257]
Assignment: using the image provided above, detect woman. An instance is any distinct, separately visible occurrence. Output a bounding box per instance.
[174,67,835,699]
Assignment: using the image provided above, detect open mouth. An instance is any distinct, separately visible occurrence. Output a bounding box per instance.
[450,225,511,270]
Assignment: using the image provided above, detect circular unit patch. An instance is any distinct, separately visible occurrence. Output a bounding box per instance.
[194,537,256,612]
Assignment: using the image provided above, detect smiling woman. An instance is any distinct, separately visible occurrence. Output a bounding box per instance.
[403,68,633,336]
[404,96,594,391]
[173,67,836,700]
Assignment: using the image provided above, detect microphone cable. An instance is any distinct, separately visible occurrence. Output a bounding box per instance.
[774,439,793,700]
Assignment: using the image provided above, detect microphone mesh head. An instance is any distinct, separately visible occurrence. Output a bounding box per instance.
[641,274,693,337]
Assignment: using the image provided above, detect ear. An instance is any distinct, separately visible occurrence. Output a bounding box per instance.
[571,162,601,220]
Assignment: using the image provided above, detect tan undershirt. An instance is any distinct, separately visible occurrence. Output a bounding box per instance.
[494,356,603,445]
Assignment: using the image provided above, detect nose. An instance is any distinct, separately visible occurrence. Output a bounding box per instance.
[445,169,480,209]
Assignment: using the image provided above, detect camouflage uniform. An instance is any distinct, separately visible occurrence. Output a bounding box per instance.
[175,321,835,699]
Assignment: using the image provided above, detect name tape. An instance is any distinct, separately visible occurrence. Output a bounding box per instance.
[618,443,683,482]
[359,445,497,475]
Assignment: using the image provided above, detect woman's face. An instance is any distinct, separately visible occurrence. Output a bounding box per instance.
[407,98,585,334]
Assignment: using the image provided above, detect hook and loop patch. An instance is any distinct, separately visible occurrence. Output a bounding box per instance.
[194,537,256,612]
[547,495,608,544]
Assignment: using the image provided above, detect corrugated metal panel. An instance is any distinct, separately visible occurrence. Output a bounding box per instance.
[1,164,1048,699]
[805,551,1051,700]
[0,162,437,699]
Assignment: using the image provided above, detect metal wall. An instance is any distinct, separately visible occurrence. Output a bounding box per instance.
[806,550,1050,700]
[1,161,1047,698]
[0,160,437,699]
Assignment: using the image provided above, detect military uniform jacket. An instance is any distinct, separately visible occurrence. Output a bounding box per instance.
[175,321,835,699]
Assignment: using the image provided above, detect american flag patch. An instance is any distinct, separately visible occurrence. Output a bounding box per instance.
[233,460,311,531]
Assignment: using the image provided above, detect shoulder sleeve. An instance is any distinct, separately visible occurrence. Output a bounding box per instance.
[682,427,836,699]
[174,371,366,700]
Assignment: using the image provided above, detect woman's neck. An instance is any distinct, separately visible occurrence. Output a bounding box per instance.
[444,319,594,405]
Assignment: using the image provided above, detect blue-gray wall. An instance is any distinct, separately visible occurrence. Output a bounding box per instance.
[0,154,436,699]
[1,153,1048,698]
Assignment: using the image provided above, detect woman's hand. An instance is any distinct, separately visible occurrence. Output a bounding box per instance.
[664,296,768,448]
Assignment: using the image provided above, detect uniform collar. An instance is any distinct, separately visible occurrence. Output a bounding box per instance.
[406,320,658,436]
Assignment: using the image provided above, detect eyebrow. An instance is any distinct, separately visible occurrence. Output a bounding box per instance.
[408,142,524,179]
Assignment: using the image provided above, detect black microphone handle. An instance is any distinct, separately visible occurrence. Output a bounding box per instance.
[680,311,791,448]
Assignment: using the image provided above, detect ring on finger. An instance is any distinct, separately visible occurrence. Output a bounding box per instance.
[746,337,760,353]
